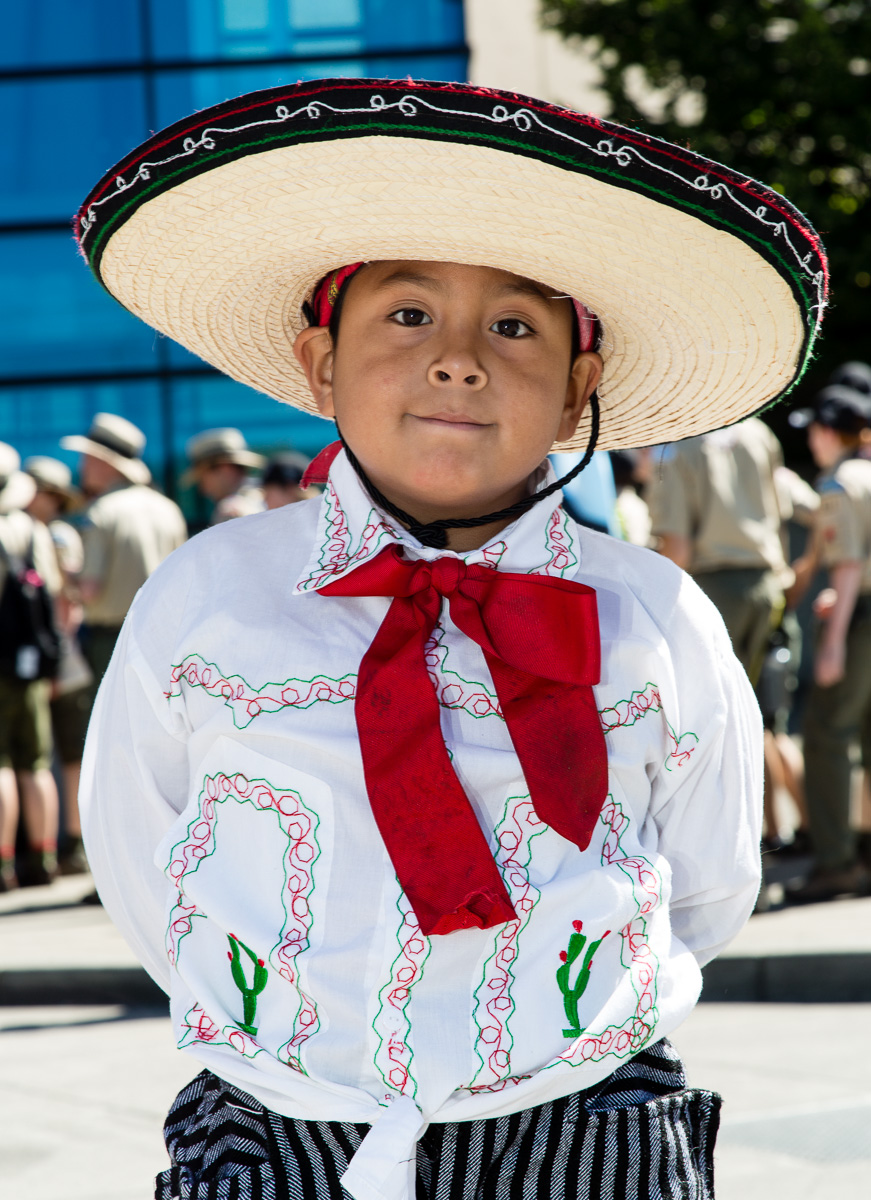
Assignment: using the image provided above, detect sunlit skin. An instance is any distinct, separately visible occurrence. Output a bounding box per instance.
[294,261,602,551]
[26,489,63,525]
[196,461,249,502]
[807,422,857,471]
[264,482,308,509]
[79,453,125,499]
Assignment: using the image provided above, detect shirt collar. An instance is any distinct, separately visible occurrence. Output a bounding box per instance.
[293,449,582,594]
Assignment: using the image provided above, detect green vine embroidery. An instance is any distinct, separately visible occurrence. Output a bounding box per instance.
[556,920,610,1037]
[227,933,268,1036]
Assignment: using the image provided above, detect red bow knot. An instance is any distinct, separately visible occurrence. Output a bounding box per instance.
[320,545,607,936]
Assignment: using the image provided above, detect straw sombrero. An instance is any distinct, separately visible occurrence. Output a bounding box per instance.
[76,78,827,452]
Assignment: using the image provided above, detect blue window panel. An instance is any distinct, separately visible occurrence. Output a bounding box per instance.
[0,77,149,223]
[170,374,336,460]
[149,0,464,60]
[0,233,158,379]
[165,338,208,371]
[364,52,467,82]
[357,0,464,49]
[154,52,465,128]
[0,1,143,70]
[155,62,364,127]
[0,381,165,482]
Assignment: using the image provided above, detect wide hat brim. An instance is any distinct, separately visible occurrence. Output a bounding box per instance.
[60,436,151,485]
[180,449,265,487]
[77,78,827,451]
[0,471,37,515]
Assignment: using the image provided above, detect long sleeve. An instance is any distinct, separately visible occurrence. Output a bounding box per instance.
[648,573,763,966]
[79,580,192,993]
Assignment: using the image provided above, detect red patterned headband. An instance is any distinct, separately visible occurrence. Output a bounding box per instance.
[310,263,597,352]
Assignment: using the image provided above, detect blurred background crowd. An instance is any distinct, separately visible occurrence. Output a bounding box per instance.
[2,0,870,912]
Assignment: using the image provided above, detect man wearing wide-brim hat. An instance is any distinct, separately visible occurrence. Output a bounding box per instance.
[60,413,187,689]
[184,427,265,523]
[0,442,63,891]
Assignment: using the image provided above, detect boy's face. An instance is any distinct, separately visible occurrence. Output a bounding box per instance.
[294,261,601,534]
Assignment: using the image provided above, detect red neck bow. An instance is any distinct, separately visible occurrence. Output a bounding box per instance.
[320,546,608,936]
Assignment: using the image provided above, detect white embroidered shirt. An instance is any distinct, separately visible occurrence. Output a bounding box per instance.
[81,452,762,1200]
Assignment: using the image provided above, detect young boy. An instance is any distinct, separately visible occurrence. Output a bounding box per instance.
[77,78,826,1198]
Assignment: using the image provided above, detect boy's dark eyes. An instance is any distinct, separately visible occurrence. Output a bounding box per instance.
[390,308,432,326]
[490,318,534,338]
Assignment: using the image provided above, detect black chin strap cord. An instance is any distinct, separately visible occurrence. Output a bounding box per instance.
[337,392,601,550]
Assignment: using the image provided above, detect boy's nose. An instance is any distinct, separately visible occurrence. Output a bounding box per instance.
[427,352,488,391]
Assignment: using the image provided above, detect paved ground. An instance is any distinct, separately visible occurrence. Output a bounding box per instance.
[2,874,870,1198]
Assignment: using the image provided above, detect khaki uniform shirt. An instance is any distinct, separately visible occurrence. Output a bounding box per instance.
[81,483,187,626]
[49,518,84,579]
[814,456,871,594]
[0,509,62,597]
[647,417,790,580]
[211,484,265,524]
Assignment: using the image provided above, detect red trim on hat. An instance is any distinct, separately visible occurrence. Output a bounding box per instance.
[77,79,824,274]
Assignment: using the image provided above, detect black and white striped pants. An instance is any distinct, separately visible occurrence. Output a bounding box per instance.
[155,1039,720,1200]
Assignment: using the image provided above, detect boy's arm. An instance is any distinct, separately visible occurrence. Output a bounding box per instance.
[811,479,864,686]
[80,609,190,993]
[648,577,763,966]
[655,533,691,570]
[814,560,863,687]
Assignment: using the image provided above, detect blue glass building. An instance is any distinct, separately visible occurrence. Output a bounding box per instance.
[1,1,467,507]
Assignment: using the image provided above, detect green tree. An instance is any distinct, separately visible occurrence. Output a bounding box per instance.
[540,0,871,419]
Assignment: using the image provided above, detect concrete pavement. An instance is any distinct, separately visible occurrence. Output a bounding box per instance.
[2,873,870,1198]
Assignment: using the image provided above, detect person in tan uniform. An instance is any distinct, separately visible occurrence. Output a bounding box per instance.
[25,456,92,875]
[647,416,790,680]
[61,414,187,688]
[184,428,265,523]
[261,451,314,510]
[788,386,871,900]
[0,444,63,890]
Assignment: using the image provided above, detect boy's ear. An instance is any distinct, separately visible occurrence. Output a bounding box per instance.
[557,351,603,444]
[293,326,335,417]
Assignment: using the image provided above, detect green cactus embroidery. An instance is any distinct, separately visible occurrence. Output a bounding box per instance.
[227,933,268,1036]
[556,920,610,1038]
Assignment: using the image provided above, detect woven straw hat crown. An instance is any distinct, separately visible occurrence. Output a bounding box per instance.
[77,77,827,451]
[24,456,75,495]
[60,412,151,485]
[185,427,265,470]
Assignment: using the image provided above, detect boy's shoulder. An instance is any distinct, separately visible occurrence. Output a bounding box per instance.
[576,524,732,658]
[136,495,321,604]
[577,524,680,591]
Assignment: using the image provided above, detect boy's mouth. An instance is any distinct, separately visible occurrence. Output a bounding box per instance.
[413,412,491,431]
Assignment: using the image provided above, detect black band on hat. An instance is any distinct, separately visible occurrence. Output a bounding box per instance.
[74,76,828,452]
[87,429,137,460]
